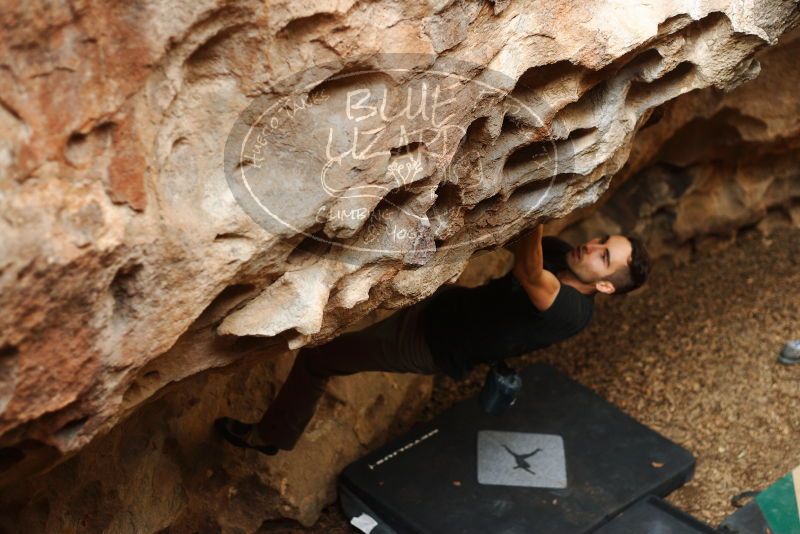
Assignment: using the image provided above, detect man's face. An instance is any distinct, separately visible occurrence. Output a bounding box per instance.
[565,234,633,291]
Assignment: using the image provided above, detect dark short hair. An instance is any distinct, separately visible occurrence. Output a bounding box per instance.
[607,235,651,295]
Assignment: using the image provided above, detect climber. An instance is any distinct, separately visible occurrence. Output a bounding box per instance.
[213,224,651,455]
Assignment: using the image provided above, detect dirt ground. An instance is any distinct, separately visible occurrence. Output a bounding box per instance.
[268,224,800,532]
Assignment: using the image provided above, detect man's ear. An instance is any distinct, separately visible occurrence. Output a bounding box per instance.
[595,280,615,295]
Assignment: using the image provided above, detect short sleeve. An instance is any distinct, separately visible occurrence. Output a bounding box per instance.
[532,282,593,336]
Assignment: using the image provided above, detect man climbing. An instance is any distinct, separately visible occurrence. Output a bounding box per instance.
[214,224,651,455]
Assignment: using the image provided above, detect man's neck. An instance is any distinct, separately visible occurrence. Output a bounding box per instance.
[555,252,598,296]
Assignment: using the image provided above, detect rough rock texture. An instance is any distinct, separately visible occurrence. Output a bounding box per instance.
[557,24,800,258]
[1,0,799,531]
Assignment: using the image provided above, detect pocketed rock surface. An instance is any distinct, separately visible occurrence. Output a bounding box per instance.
[3,2,800,527]
[3,4,799,507]
[300,223,800,532]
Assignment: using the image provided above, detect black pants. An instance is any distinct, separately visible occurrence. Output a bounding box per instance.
[256,301,439,449]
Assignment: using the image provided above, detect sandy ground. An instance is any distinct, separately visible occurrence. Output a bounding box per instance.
[265,224,800,532]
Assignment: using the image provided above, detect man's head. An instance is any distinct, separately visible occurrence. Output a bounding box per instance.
[565,234,651,295]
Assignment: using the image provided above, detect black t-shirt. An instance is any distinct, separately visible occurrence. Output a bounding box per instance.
[420,236,594,379]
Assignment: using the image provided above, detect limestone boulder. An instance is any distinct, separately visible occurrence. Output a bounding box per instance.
[0,0,798,531]
[559,25,800,260]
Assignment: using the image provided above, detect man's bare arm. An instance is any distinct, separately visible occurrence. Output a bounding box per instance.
[507,225,561,311]
[508,225,544,278]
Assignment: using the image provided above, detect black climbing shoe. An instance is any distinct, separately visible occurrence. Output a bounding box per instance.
[214,417,279,456]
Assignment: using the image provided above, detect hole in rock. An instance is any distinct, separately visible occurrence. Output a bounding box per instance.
[390,141,423,156]
[122,382,142,405]
[0,344,18,359]
[428,183,463,241]
[110,262,144,322]
[512,60,577,95]
[121,366,166,408]
[186,23,251,67]
[626,61,696,105]
[558,80,608,120]
[276,12,337,38]
[500,113,528,134]
[429,182,461,217]
[65,122,115,167]
[509,172,574,201]
[209,283,256,313]
[504,127,596,178]
[184,283,259,336]
[553,127,600,165]
[504,139,551,171]
[66,131,87,150]
[377,185,419,212]
[56,416,88,439]
[287,229,333,266]
[640,105,666,130]
[462,116,489,146]
[214,232,249,241]
[622,48,664,81]
[690,11,728,33]
[570,126,596,138]
[462,192,503,224]
[0,343,20,411]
